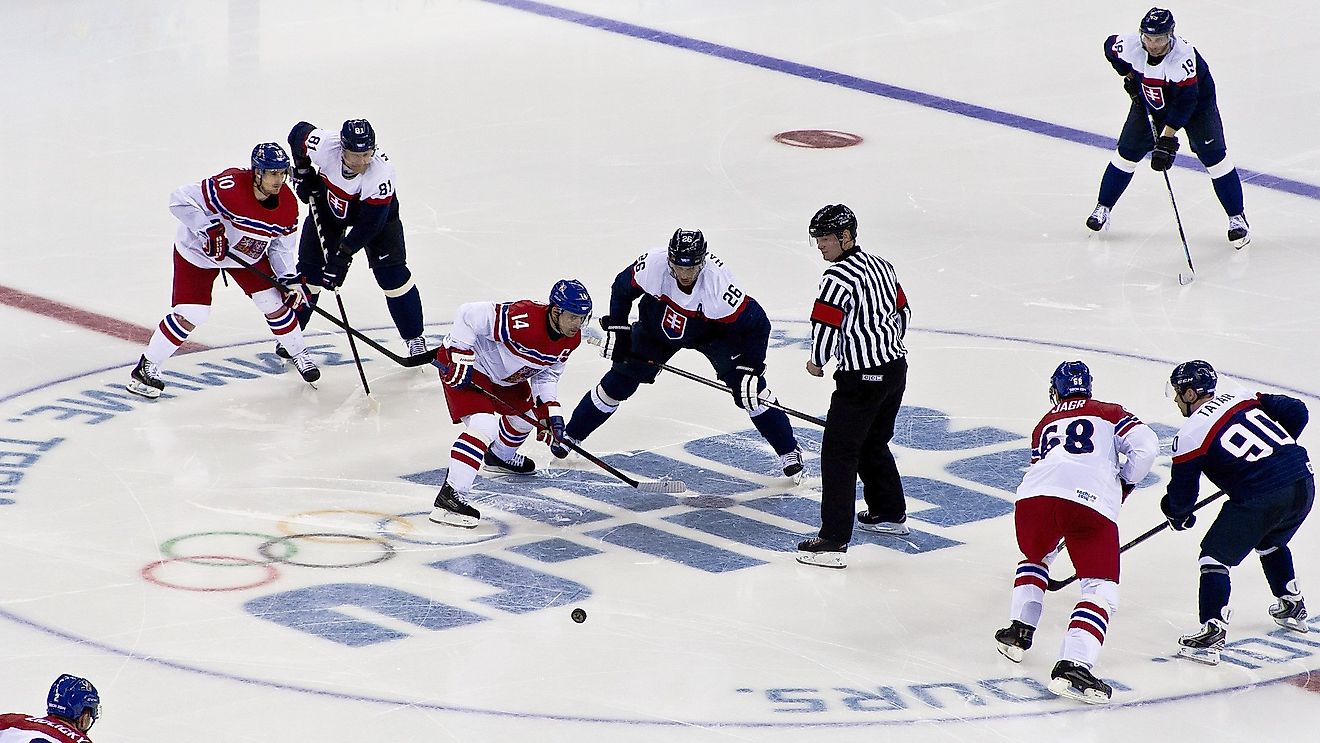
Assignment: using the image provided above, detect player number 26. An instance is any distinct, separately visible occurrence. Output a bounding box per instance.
[722,285,743,307]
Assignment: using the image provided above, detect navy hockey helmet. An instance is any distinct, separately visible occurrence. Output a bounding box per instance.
[549,279,593,316]
[250,142,291,173]
[1170,359,1217,397]
[668,229,708,268]
[1050,360,1093,402]
[808,204,858,240]
[1140,7,1175,35]
[340,119,376,153]
[47,674,100,729]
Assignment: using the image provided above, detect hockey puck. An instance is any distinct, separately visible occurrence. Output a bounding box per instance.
[571,608,587,624]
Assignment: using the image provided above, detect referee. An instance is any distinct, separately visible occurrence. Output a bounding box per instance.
[797,204,911,568]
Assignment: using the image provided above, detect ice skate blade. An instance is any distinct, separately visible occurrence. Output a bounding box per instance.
[795,551,846,569]
[996,643,1025,663]
[1176,646,1222,665]
[858,522,910,536]
[429,509,479,529]
[1274,616,1309,633]
[125,381,162,399]
[1048,677,1111,705]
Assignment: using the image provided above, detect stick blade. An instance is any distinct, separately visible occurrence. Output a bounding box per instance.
[637,479,687,494]
[1178,270,1195,285]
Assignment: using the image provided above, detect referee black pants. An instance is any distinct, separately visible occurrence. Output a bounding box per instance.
[818,357,908,544]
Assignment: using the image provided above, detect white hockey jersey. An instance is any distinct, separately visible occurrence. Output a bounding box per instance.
[445,299,580,404]
[296,127,395,220]
[1016,397,1159,523]
[168,167,299,277]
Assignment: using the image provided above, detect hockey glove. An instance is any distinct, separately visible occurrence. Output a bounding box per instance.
[599,316,632,362]
[1122,75,1141,103]
[534,400,565,445]
[278,274,309,310]
[733,362,766,410]
[1150,135,1180,172]
[202,221,229,261]
[292,157,319,204]
[439,346,476,388]
[1160,494,1196,531]
[320,250,352,291]
[1121,480,1136,503]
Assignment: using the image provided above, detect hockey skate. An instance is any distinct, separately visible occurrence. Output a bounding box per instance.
[796,537,847,569]
[857,512,910,536]
[291,350,321,385]
[1048,660,1112,705]
[406,336,428,357]
[1085,204,1111,232]
[274,341,292,360]
[780,447,804,484]
[429,483,480,528]
[994,620,1036,663]
[484,449,535,475]
[548,433,578,460]
[1227,213,1250,249]
[1270,594,1309,633]
[1177,610,1230,665]
[125,355,165,399]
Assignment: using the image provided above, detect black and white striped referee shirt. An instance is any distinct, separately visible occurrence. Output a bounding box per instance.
[808,246,909,371]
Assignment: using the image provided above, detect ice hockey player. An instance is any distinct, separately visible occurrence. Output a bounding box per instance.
[1163,360,1314,665]
[286,118,427,356]
[553,229,803,480]
[0,674,100,743]
[995,361,1158,705]
[429,280,592,528]
[126,143,318,399]
[1086,7,1251,248]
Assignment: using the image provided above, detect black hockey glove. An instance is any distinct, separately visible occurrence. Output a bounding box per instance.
[1160,494,1196,531]
[599,316,632,362]
[733,361,766,410]
[1122,75,1141,103]
[1150,135,1180,172]
[292,156,319,204]
[320,250,352,291]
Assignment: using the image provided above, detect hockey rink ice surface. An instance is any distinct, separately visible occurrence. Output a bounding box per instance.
[3,1,1320,740]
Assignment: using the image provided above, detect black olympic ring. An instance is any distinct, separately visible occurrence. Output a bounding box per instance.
[257,532,396,569]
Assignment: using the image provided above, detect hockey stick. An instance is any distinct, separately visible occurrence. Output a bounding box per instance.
[581,332,827,428]
[1046,489,1225,591]
[447,368,687,494]
[1146,110,1196,285]
[225,253,433,368]
[305,188,370,394]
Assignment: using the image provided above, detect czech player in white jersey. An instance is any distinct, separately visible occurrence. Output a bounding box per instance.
[428,280,593,528]
[126,143,319,399]
[995,361,1158,705]
[0,674,100,743]
[555,229,803,480]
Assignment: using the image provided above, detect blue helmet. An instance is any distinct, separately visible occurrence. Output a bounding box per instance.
[1170,359,1217,397]
[251,142,291,173]
[549,279,592,316]
[47,674,100,728]
[1140,7,1175,35]
[340,119,376,153]
[667,229,707,267]
[809,203,858,239]
[1050,361,1093,401]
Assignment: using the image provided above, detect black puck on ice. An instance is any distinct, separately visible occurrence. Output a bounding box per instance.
[570,608,587,624]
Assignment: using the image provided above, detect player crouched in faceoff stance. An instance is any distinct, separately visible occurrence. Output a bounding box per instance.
[554,229,803,480]
[0,674,101,743]
[1163,360,1314,665]
[127,143,318,399]
[429,280,593,528]
[995,362,1158,705]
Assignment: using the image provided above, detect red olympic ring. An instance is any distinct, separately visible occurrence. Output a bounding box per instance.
[141,555,280,592]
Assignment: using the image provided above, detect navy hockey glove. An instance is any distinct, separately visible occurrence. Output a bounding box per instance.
[1150,135,1179,172]
[733,362,766,410]
[599,317,632,362]
[278,274,308,310]
[534,400,565,445]
[1122,75,1141,103]
[202,220,228,261]
[1160,494,1196,531]
[320,250,352,291]
[291,155,319,204]
[438,346,475,388]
